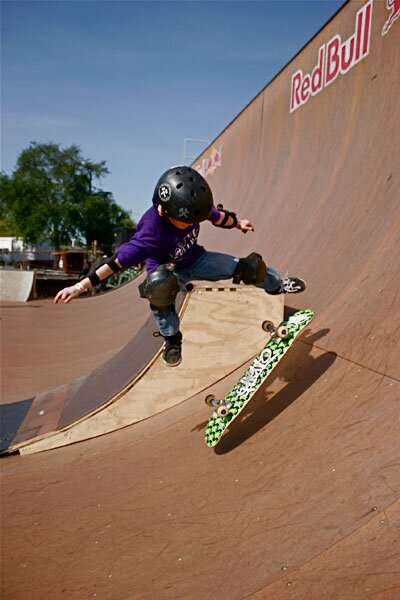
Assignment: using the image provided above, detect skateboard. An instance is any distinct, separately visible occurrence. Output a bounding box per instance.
[204,309,314,447]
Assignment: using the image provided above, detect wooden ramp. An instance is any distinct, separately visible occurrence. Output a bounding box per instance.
[11,285,283,454]
[0,269,35,302]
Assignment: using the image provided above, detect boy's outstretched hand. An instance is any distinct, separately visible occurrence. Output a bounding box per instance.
[238,219,255,233]
[54,285,81,304]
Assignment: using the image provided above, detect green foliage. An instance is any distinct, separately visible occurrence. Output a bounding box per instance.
[84,192,133,252]
[0,142,135,250]
[0,216,17,236]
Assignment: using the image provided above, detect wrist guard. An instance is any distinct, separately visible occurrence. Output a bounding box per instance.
[88,272,101,287]
[214,204,238,229]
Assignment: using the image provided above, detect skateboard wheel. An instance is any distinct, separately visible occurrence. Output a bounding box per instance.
[205,394,216,407]
[277,325,289,339]
[262,320,275,333]
[216,404,230,418]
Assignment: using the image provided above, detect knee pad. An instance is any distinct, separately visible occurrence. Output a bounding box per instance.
[139,265,179,309]
[233,252,266,285]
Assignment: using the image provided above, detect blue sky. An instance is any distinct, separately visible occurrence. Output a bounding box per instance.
[2,0,344,219]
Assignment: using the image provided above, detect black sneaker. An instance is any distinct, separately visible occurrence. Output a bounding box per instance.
[280,274,306,293]
[162,331,182,367]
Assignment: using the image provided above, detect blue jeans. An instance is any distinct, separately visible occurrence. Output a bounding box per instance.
[151,251,282,336]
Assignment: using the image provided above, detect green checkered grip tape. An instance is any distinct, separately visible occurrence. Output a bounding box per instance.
[205,309,314,447]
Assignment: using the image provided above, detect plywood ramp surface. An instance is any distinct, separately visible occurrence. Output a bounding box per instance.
[15,286,283,453]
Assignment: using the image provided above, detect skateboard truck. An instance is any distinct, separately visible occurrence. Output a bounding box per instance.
[261,320,290,339]
[205,394,231,418]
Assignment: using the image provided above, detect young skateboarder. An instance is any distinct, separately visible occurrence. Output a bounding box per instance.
[55,166,306,366]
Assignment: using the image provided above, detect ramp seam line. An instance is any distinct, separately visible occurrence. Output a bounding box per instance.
[240,497,398,600]
[301,341,399,383]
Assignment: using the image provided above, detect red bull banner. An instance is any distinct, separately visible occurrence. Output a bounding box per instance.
[382,0,400,35]
[289,0,397,113]
[195,145,222,177]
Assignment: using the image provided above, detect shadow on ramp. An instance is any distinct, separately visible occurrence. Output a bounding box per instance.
[211,328,337,454]
[0,304,41,309]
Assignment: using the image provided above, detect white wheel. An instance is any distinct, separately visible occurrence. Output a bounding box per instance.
[217,404,230,418]
[277,325,289,339]
[262,320,275,333]
[205,394,216,407]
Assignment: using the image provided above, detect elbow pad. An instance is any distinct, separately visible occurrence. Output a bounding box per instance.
[106,253,123,273]
[214,204,238,229]
[87,253,122,286]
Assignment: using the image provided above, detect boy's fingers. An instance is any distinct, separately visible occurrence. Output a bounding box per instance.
[240,220,254,233]
[54,286,75,304]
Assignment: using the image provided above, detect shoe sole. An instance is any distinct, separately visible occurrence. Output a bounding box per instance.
[284,279,306,293]
[163,357,182,367]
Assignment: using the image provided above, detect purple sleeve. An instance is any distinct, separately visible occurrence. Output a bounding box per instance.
[209,206,222,224]
[116,210,161,268]
[117,236,153,269]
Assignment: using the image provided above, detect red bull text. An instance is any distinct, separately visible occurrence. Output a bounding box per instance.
[195,145,222,177]
[382,0,400,35]
[290,0,373,113]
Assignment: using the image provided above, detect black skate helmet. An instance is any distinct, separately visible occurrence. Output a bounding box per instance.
[152,166,213,224]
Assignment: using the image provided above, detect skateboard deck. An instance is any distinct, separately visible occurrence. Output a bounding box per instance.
[204,309,314,447]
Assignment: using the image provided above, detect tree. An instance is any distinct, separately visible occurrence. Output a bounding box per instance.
[84,191,134,253]
[0,142,135,250]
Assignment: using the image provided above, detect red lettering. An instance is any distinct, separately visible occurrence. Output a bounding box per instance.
[301,75,311,103]
[289,0,373,114]
[341,36,355,73]
[311,46,324,95]
[362,1,372,58]
[290,70,303,112]
[325,36,340,86]
[355,8,363,60]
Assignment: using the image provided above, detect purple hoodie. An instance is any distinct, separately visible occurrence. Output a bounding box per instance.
[117,206,221,274]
